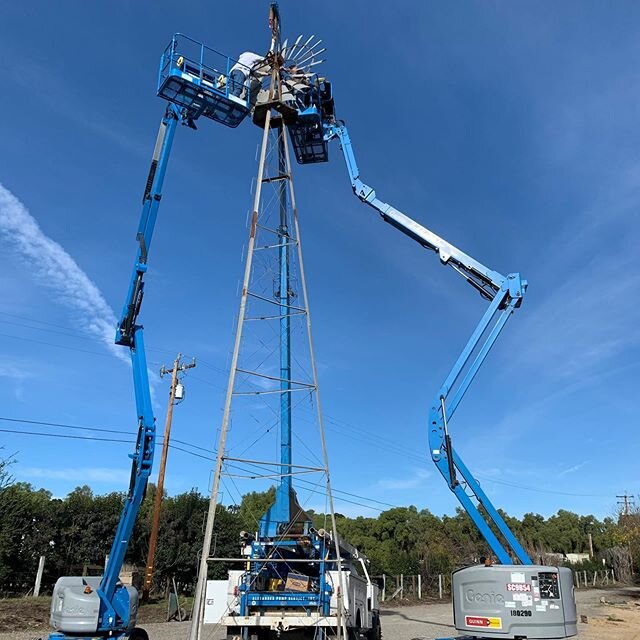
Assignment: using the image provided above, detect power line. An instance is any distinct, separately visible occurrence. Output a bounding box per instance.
[2,314,599,495]
[0,422,394,511]
[1,421,610,515]
[0,332,120,360]
[0,427,130,444]
[0,416,214,456]
[0,414,607,499]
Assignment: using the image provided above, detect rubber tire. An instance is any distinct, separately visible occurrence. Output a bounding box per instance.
[364,613,381,640]
[227,626,242,640]
[129,628,149,640]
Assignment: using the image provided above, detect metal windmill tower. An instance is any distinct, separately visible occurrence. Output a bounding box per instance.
[189,8,345,639]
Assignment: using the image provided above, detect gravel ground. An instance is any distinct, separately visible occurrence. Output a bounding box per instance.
[2,586,638,640]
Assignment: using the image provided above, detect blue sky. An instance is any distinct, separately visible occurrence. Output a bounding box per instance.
[0,1,638,522]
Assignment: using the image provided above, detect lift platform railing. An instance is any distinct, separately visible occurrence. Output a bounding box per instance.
[157,33,259,127]
[284,75,332,164]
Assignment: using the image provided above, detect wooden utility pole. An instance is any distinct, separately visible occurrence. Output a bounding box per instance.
[142,353,196,601]
[616,493,635,516]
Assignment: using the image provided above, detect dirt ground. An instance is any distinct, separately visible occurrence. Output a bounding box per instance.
[0,586,637,640]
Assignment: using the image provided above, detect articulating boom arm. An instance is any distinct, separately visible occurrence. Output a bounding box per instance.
[97,103,180,629]
[325,123,531,565]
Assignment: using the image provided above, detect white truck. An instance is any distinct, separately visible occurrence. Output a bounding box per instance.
[212,529,381,640]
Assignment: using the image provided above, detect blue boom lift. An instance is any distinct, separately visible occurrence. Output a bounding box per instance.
[48,35,262,640]
[286,64,577,640]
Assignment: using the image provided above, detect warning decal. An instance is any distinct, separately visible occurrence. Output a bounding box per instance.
[465,616,503,630]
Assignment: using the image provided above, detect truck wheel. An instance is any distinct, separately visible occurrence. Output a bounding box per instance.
[129,628,149,640]
[227,626,242,640]
[365,613,381,640]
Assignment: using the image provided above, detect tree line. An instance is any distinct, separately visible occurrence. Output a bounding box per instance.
[1,474,637,598]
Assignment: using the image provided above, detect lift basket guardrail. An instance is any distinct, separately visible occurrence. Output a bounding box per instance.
[157,34,254,128]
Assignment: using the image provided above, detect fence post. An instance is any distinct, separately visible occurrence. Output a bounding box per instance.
[612,569,616,584]
[33,555,45,598]
[438,573,443,599]
[583,570,587,587]
[400,574,404,599]
[418,574,422,600]
[382,574,386,602]
[573,571,579,588]
[592,571,597,587]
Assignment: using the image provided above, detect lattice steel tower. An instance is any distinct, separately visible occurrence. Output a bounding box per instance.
[189,9,346,640]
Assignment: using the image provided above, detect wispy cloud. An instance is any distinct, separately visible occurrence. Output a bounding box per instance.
[0,361,36,380]
[516,258,640,382]
[20,466,131,485]
[0,183,127,363]
[377,468,430,490]
[0,359,37,403]
[559,461,589,477]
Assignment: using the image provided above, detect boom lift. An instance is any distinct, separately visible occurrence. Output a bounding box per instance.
[281,70,578,634]
[319,122,578,639]
[48,37,261,640]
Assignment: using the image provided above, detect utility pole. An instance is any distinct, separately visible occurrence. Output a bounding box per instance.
[616,493,635,517]
[142,353,196,601]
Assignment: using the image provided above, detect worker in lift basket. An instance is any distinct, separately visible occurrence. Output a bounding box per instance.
[230,51,265,100]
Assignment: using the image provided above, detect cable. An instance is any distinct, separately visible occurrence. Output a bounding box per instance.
[0,319,543,490]
[0,428,130,444]
[0,414,608,499]
[0,424,405,509]
[0,416,215,456]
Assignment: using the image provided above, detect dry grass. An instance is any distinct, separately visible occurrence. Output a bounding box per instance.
[0,596,183,632]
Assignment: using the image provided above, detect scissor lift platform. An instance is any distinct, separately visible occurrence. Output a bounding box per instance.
[158,34,254,128]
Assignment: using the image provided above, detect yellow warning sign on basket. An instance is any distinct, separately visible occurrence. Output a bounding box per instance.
[465,615,503,630]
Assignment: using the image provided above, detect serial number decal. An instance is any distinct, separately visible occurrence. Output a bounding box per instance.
[510,610,533,617]
[507,583,532,592]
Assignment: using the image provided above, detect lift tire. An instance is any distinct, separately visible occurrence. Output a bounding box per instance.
[129,628,150,640]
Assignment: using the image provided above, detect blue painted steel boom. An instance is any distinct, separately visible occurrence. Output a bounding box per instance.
[325,123,532,565]
[97,103,180,630]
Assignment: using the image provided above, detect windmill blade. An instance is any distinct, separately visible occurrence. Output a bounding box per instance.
[281,38,289,56]
[292,34,315,59]
[287,34,304,59]
[305,59,325,69]
[296,47,327,68]
[293,39,323,63]
[300,39,323,60]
